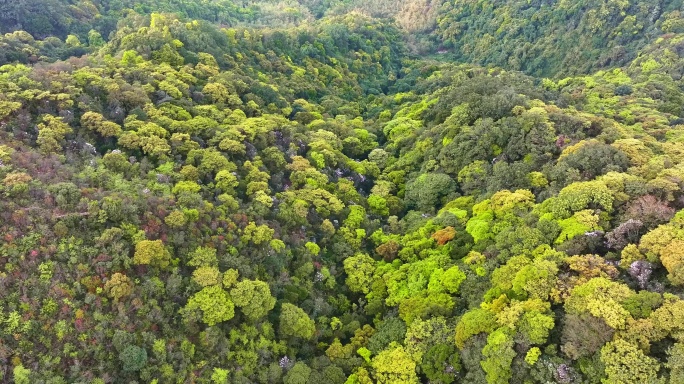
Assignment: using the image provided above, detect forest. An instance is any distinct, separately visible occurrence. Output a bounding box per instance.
[3,0,684,383]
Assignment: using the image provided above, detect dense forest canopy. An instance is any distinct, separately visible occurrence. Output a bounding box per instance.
[4,0,684,383]
[5,0,684,75]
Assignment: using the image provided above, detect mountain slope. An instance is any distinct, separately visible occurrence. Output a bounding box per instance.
[5,4,684,384]
[435,0,683,77]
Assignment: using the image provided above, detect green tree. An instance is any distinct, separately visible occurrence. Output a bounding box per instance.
[188,246,219,267]
[211,368,230,383]
[119,345,148,372]
[87,29,104,47]
[667,342,684,383]
[284,362,312,384]
[37,115,72,154]
[279,303,315,340]
[371,343,419,384]
[343,254,376,294]
[230,280,276,321]
[368,317,407,354]
[661,240,684,286]
[421,344,460,384]
[13,365,31,384]
[565,277,634,330]
[65,34,81,47]
[480,328,516,384]
[185,286,235,326]
[133,239,171,269]
[455,308,497,349]
[192,266,221,287]
[81,111,122,137]
[405,173,456,212]
[104,273,134,300]
[600,339,662,384]
[165,210,187,228]
[439,265,466,294]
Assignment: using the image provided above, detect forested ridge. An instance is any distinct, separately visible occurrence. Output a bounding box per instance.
[5,1,684,383]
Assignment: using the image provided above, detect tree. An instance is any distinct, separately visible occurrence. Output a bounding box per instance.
[606,219,644,250]
[192,266,221,287]
[368,317,407,354]
[667,342,684,383]
[404,316,454,364]
[620,291,662,319]
[230,280,276,321]
[184,286,235,326]
[455,308,497,349]
[13,365,31,384]
[542,180,614,219]
[343,254,376,294]
[211,367,230,383]
[104,273,134,300]
[660,240,684,286]
[371,343,419,384]
[37,115,72,154]
[432,227,457,245]
[133,239,171,269]
[215,170,238,193]
[346,368,374,384]
[279,303,315,340]
[87,29,104,47]
[554,141,629,183]
[165,210,187,228]
[0,101,21,121]
[284,362,311,384]
[439,265,466,294]
[81,111,122,137]
[172,180,202,195]
[188,246,219,267]
[65,34,81,47]
[600,339,662,384]
[241,222,274,245]
[564,277,634,330]
[561,314,614,360]
[203,82,241,106]
[421,344,460,384]
[119,345,148,372]
[405,173,456,211]
[398,291,454,324]
[626,195,674,228]
[223,269,239,288]
[480,328,515,384]
[3,172,32,195]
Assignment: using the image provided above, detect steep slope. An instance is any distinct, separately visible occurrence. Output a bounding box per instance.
[5,4,684,384]
[435,0,684,77]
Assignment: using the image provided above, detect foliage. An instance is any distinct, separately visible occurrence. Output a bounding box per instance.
[184,286,235,326]
[371,343,419,384]
[279,303,315,340]
[435,0,682,77]
[600,339,662,384]
[3,3,684,383]
[133,239,171,269]
[230,280,276,321]
[119,345,148,372]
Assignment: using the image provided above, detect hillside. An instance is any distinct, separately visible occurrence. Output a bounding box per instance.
[7,0,684,77]
[3,2,684,384]
[0,0,435,39]
[435,0,684,77]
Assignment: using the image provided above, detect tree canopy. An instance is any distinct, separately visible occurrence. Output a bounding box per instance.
[4,2,684,383]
